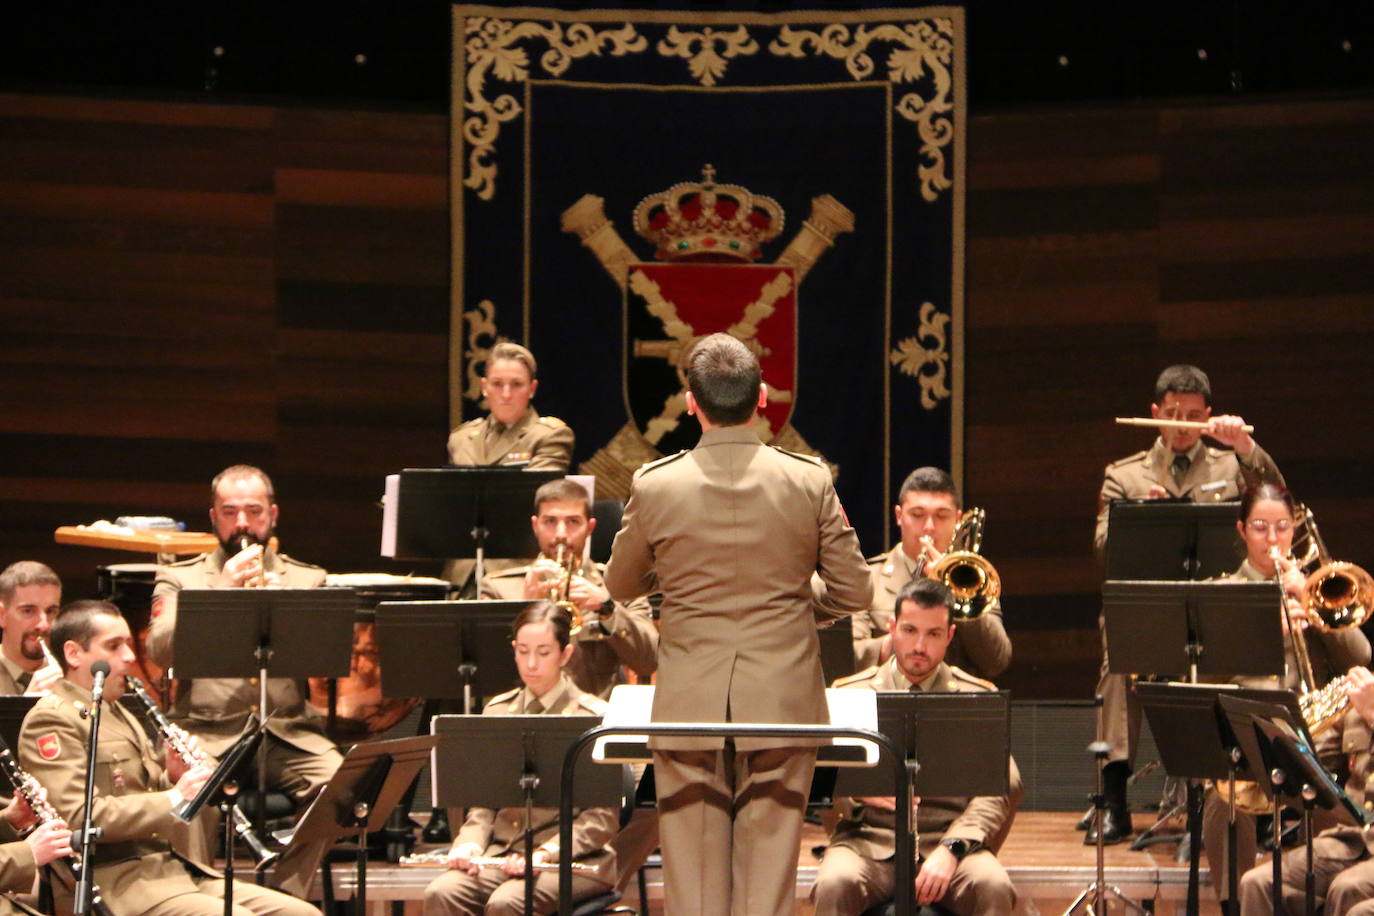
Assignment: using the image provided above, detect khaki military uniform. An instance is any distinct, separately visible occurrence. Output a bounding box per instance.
[852,544,1012,679]
[480,560,657,699]
[444,408,575,590]
[1239,707,1374,915]
[812,659,1019,916]
[18,679,316,916]
[1095,438,1285,764]
[605,426,873,916]
[0,821,39,916]
[148,548,339,897]
[423,674,616,916]
[1203,561,1371,902]
[0,656,35,696]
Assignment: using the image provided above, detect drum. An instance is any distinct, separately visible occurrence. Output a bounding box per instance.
[309,573,450,742]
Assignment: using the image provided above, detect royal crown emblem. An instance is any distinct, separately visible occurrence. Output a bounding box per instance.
[632,164,785,262]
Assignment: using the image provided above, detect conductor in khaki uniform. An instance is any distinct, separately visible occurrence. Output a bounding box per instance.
[1239,666,1374,915]
[18,601,316,916]
[813,577,1020,916]
[147,464,337,896]
[0,561,64,697]
[849,467,1010,679]
[0,786,73,916]
[605,333,873,916]
[480,477,657,699]
[1089,364,1285,843]
[447,342,572,471]
[424,602,617,916]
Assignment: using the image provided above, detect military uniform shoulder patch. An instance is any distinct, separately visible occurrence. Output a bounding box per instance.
[636,451,687,476]
[536,415,567,429]
[576,693,610,715]
[35,732,60,761]
[946,665,997,692]
[831,666,879,689]
[1106,449,1149,470]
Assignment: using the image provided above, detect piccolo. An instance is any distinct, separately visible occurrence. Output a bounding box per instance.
[399,851,598,873]
[1115,417,1254,433]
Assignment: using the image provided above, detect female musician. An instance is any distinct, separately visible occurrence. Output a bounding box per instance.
[446,342,573,471]
[1202,483,1371,907]
[423,602,618,916]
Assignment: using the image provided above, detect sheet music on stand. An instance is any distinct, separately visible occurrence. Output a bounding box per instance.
[380,467,561,561]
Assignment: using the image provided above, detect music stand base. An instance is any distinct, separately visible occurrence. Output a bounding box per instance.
[1066,741,1150,916]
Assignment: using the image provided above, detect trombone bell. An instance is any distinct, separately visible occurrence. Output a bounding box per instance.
[1303,561,1374,630]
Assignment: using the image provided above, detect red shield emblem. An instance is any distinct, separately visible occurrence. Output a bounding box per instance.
[624,262,797,455]
[36,733,59,761]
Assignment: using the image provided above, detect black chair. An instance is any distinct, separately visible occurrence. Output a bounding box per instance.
[860,902,955,916]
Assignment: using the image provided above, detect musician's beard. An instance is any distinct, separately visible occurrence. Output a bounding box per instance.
[19,630,47,662]
[222,528,272,558]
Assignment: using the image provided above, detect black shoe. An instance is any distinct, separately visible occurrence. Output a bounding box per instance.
[1083,807,1133,845]
[422,808,451,844]
[1075,808,1093,831]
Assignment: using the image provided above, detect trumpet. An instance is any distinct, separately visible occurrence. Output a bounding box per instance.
[924,508,1002,620]
[238,536,268,588]
[123,677,278,869]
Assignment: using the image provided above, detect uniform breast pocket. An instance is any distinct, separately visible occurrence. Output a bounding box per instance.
[96,749,141,795]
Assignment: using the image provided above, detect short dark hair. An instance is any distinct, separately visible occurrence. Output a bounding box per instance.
[511,599,573,650]
[894,577,953,627]
[0,561,61,605]
[211,464,276,504]
[896,467,960,508]
[50,600,122,672]
[487,341,538,379]
[686,333,761,426]
[1239,483,1296,522]
[533,478,592,517]
[1154,364,1212,406]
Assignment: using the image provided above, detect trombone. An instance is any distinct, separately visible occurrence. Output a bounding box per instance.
[921,507,1002,620]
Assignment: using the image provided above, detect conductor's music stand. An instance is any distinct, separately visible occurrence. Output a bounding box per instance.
[1105,500,1242,580]
[173,588,356,827]
[384,468,560,582]
[432,714,625,916]
[277,735,435,915]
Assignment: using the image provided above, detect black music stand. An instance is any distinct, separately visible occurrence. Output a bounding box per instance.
[278,735,435,916]
[818,616,856,684]
[1136,683,1304,916]
[1105,500,1242,580]
[432,715,625,916]
[376,599,530,714]
[0,697,38,751]
[386,468,561,581]
[173,588,356,827]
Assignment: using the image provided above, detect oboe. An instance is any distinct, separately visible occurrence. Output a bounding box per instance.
[124,677,278,869]
[0,746,114,916]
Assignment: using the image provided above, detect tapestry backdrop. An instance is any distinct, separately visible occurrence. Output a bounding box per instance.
[451,5,965,555]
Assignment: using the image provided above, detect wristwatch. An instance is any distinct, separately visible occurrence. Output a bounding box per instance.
[597,597,615,618]
[940,838,972,860]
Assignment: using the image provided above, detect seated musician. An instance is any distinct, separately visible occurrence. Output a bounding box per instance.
[481,478,656,698]
[424,601,617,916]
[18,600,315,916]
[850,467,1010,679]
[0,562,63,697]
[447,342,572,471]
[146,464,337,896]
[0,787,72,916]
[813,578,1020,916]
[1090,363,1286,843]
[1238,666,1374,915]
[1202,484,1370,908]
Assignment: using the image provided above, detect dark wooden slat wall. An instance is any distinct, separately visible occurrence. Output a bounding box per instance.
[0,94,450,594]
[3,90,1373,699]
[967,96,1374,699]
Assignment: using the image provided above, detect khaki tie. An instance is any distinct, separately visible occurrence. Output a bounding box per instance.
[526,698,543,714]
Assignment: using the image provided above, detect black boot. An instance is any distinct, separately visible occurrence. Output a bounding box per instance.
[1084,760,1133,845]
[422,807,451,843]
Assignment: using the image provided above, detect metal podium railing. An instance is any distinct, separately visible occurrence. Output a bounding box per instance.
[557,722,913,916]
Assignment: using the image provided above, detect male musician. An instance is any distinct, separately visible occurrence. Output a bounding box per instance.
[0,562,63,696]
[1090,364,1285,843]
[447,342,572,470]
[813,578,1020,916]
[147,464,337,895]
[605,333,873,916]
[0,787,72,916]
[1238,665,1374,915]
[18,600,316,916]
[481,478,656,698]
[850,467,1011,679]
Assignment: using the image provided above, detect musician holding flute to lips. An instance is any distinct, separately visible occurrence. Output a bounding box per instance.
[146,465,335,898]
[1088,364,1287,844]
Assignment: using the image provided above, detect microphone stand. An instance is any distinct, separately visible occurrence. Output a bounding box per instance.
[75,665,109,916]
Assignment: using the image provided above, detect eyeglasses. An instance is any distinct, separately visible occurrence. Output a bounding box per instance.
[1246,519,1293,534]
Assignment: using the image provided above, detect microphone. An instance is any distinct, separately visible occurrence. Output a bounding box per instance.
[90,660,111,704]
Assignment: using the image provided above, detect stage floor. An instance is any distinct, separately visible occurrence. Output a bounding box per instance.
[308,811,1228,914]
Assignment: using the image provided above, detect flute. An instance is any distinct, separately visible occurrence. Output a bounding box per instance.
[398,851,598,872]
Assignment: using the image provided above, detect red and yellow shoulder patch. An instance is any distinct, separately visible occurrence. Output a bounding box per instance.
[36,733,60,760]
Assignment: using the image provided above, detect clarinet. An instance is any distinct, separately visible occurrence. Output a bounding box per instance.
[0,747,115,916]
[124,677,279,869]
